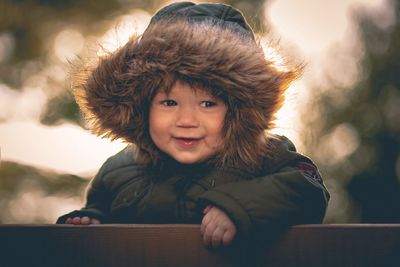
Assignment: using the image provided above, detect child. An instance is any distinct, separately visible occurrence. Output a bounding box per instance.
[57,2,330,248]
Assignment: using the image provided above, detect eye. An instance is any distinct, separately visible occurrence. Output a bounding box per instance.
[161,100,177,106]
[200,101,217,108]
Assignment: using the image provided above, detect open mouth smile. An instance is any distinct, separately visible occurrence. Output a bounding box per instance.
[173,137,202,147]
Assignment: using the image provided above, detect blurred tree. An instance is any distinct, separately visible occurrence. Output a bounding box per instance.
[0,161,87,223]
[303,0,400,222]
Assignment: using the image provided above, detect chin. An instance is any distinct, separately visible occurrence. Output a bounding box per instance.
[173,155,204,165]
[175,158,201,165]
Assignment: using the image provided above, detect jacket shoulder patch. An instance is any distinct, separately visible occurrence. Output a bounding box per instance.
[295,162,323,184]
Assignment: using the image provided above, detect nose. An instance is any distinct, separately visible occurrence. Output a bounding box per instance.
[175,106,199,128]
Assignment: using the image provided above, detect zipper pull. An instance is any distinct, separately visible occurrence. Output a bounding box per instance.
[210,179,215,188]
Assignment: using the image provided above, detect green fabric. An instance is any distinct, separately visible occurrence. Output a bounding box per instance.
[150,1,254,39]
[57,135,330,238]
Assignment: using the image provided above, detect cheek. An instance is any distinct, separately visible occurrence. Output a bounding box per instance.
[149,121,156,141]
[149,119,160,139]
[149,110,161,140]
[149,111,171,141]
[208,117,226,143]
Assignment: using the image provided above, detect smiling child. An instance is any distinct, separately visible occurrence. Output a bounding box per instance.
[57,2,330,248]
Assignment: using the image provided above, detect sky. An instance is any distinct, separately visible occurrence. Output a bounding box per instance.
[0,0,393,176]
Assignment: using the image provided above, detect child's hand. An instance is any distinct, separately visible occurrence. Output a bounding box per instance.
[200,205,237,248]
[65,216,101,225]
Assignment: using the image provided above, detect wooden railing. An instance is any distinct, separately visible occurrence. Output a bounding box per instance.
[1,224,400,267]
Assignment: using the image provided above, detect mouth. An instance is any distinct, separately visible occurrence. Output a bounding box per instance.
[173,137,202,147]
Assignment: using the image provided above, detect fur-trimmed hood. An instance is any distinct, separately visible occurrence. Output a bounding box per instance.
[72,3,299,170]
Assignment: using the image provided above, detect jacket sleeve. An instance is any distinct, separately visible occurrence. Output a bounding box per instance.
[56,147,135,224]
[56,161,112,224]
[198,141,330,237]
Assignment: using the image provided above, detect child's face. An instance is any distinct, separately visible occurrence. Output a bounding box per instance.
[149,81,227,164]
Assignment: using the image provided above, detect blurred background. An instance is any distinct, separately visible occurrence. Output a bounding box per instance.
[0,0,399,224]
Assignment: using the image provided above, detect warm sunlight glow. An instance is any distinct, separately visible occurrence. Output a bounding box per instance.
[98,10,151,56]
[266,0,389,56]
[0,83,47,121]
[53,29,85,63]
[270,81,304,149]
[0,121,126,175]
[314,123,360,166]
[1,0,393,184]
[260,39,288,72]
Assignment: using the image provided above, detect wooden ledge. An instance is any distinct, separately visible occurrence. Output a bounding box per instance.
[1,224,400,267]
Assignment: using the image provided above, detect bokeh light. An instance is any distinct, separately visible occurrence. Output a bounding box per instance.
[53,29,85,63]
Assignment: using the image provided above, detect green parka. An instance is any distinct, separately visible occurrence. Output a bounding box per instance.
[57,135,329,237]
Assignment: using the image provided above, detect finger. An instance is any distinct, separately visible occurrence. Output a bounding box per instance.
[200,213,211,235]
[206,206,220,221]
[200,221,205,235]
[72,217,81,225]
[91,218,101,224]
[211,227,224,248]
[222,228,237,246]
[203,205,212,214]
[65,217,73,224]
[203,222,216,246]
[80,216,90,225]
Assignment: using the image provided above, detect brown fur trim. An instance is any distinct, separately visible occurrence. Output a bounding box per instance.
[71,18,300,169]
